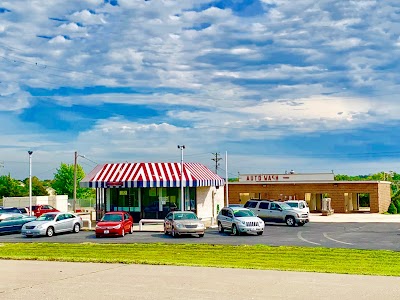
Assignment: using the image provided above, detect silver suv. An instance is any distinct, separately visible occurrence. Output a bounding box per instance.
[244,200,309,226]
[217,207,265,236]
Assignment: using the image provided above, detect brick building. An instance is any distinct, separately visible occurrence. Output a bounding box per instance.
[227,173,391,213]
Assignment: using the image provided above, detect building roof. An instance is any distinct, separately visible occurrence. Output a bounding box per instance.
[80,162,225,188]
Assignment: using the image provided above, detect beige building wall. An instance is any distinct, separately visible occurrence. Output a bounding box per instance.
[227,182,391,213]
[196,186,224,226]
[3,195,69,212]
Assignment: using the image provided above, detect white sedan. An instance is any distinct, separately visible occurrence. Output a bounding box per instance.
[21,212,83,237]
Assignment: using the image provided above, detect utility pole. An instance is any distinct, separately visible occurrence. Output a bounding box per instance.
[73,151,77,213]
[211,152,222,174]
[178,145,185,211]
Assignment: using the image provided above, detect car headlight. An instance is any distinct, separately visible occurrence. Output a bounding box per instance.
[259,221,264,227]
[176,223,184,228]
[237,220,246,226]
[198,223,205,228]
[113,224,121,229]
[36,224,44,229]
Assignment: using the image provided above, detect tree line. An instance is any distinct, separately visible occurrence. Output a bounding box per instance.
[0,163,95,200]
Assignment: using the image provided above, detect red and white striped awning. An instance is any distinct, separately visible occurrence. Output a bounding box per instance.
[80,162,225,188]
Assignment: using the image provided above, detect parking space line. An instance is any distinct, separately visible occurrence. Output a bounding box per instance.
[297,231,321,245]
[323,233,353,245]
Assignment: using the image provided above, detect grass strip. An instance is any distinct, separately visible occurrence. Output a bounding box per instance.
[0,243,399,276]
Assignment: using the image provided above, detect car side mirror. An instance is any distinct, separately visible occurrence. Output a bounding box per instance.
[278,208,282,211]
[199,218,202,220]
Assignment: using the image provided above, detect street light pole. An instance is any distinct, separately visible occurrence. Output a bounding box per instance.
[73,151,77,213]
[28,151,33,216]
[177,145,185,211]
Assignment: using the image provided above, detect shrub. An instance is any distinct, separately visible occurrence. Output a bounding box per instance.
[394,199,400,214]
[387,202,397,214]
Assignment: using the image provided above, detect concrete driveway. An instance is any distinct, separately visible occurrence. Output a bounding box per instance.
[1,260,400,300]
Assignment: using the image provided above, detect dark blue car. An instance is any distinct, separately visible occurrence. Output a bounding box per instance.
[0,213,37,233]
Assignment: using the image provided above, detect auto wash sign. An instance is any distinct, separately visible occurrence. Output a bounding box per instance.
[242,174,279,182]
[239,173,335,183]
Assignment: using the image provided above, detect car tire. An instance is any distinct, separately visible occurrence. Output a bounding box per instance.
[121,229,125,237]
[73,223,80,233]
[232,224,240,236]
[95,234,100,238]
[285,216,296,227]
[164,225,169,235]
[46,226,54,237]
[298,223,305,227]
[172,227,178,238]
[198,233,204,238]
[130,225,134,234]
[218,222,224,233]
[257,231,263,235]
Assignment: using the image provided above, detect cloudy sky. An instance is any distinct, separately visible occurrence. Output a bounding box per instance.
[1,0,400,180]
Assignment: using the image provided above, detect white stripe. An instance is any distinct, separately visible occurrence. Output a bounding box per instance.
[297,231,321,245]
[323,233,353,245]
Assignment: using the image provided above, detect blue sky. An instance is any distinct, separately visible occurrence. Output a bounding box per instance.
[1,0,400,179]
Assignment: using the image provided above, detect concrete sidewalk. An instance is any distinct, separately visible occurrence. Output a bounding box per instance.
[1,260,400,300]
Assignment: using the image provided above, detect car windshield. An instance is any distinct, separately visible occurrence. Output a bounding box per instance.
[173,213,198,220]
[233,209,255,217]
[280,203,293,210]
[101,214,122,222]
[286,202,299,208]
[37,214,57,221]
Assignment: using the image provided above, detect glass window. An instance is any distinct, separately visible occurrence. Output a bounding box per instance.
[259,202,270,209]
[244,201,258,208]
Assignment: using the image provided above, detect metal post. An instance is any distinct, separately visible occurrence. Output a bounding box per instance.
[73,151,77,212]
[28,151,33,216]
[178,145,185,211]
[225,151,229,207]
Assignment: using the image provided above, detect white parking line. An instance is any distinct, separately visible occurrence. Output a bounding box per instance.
[323,233,353,245]
[297,231,321,245]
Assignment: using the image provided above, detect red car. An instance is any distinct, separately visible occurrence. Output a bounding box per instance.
[95,212,134,238]
[31,205,59,218]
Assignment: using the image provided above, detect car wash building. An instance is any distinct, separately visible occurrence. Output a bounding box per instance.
[80,162,225,224]
[227,172,391,213]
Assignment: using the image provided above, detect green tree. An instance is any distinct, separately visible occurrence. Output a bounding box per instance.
[22,176,49,196]
[0,175,26,198]
[387,202,397,214]
[52,163,86,199]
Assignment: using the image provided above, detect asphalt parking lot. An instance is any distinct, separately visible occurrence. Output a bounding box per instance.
[1,222,399,250]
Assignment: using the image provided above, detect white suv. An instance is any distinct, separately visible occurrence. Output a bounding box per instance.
[285,200,310,214]
[217,207,265,236]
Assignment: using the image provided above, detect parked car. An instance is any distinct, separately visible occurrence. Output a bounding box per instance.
[244,200,309,226]
[217,207,264,236]
[0,213,36,233]
[285,200,310,214]
[31,205,59,217]
[164,211,205,238]
[17,207,30,215]
[95,212,134,238]
[21,212,83,237]
[0,207,21,214]
[228,204,243,207]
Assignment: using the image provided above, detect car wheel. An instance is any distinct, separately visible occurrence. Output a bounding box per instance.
[130,225,134,234]
[285,216,296,227]
[257,231,263,236]
[198,233,204,238]
[218,222,224,233]
[298,222,305,227]
[95,234,100,238]
[121,229,125,237]
[164,225,169,235]
[46,227,54,237]
[232,224,240,236]
[172,227,178,238]
[73,223,80,233]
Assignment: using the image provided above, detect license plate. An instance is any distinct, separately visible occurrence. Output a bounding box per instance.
[26,231,31,233]
[104,230,109,234]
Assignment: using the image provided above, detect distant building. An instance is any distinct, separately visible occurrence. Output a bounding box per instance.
[227,172,391,213]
